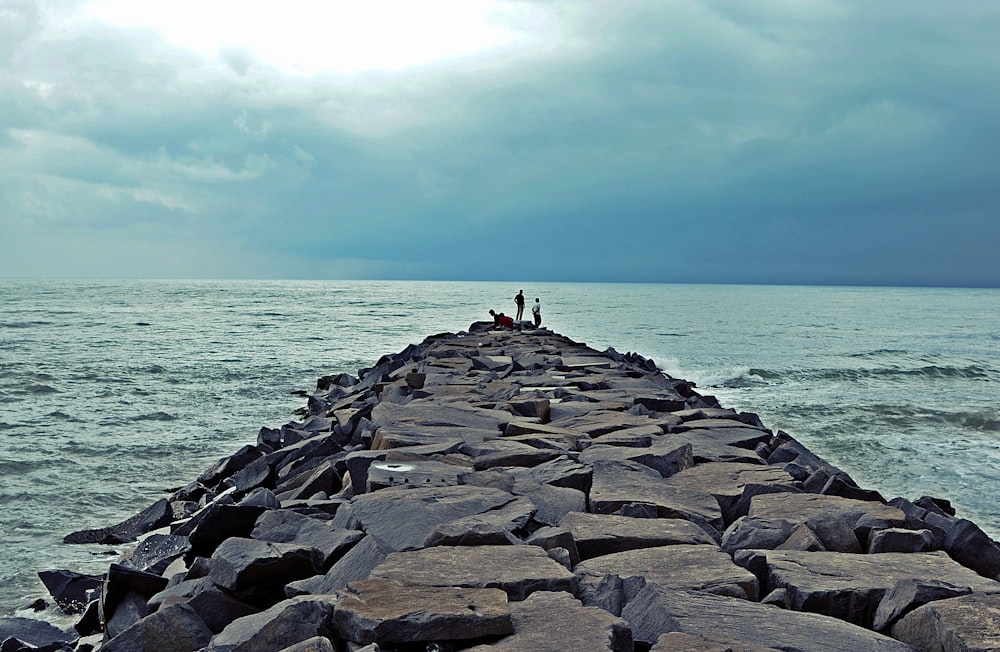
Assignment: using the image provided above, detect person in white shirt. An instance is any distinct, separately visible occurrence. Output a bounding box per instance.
[531,298,541,327]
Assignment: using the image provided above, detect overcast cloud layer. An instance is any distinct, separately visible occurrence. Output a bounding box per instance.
[1,1,998,285]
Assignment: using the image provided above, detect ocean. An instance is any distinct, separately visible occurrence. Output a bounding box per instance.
[1,280,998,616]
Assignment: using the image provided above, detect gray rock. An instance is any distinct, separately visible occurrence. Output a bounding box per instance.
[423,497,535,547]
[574,544,758,600]
[650,631,783,652]
[622,585,916,651]
[347,484,518,552]
[252,510,364,568]
[286,535,389,597]
[369,544,576,601]
[277,636,334,652]
[580,440,693,478]
[868,527,935,554]
[589,460,724,536]
[511,480,587,526]
[720,517,796,554]
[664,462,793,524]
[502,455,592,493]
[559,512,714,560]
[64,498,174,545]
[759,549,1000,627]
[209,537,325,605]
[101,603,213,652]
[365,459,467,492]
[464,591,632,651]
[526,526,580,567]
[873,578,973,632]
[332,579,512,645]
[890,592,1000,651]
[0,617,75,649]
[204,595,338,652]
[748,492,906,535]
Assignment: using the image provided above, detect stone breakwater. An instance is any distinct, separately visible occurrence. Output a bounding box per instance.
[6,326,1000,651]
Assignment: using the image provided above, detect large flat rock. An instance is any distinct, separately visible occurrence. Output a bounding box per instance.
[758,549,1000,627]
[465,591,632,651]
[580,439,693,478]
[369,545,576,601]
[748,492,907,530]
[622,585,917,651]
[890,592,1000,651]
[346,485,518,552]
[574,544,759,600]
[558,512,715,560]
[589,460,724,535]
[665,462,794,522]
[331,578,512,645]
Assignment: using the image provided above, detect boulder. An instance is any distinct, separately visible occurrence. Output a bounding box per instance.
[558,512,714,560]
[868,527,936,554]
[369,545,576,601]
[204,595,338,652]
[574,544,758,600]
[622,585,915,651]
[332,579,512,645]
[118,533,192,575]
[502,456,592,493]
[890,592,1000,651]
[37,569,103,615]
[251,510,364,568]
[720,517,796,554]
[100,603,213,652]
[579,440,693,478]
[209,537,325,605]
[664,462,794,524]
[757,549,1000,628]
[346,484,519,552]
[651,632,782,652]
[423,497,535,546]
[747,493,906,539]
[511,480,587,526]
[465,590,632,651]
[64,498,174,544]
[589,460,724,536]
[873,579,973,631]
[0,617,75,649]
[286,535,389,597]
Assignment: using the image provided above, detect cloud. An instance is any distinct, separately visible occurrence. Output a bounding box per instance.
[0,1,998,285]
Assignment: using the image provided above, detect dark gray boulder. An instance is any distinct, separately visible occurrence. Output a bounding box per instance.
[873,579,973,632]
[369,545,576,601]
[64,498,174,544]
[209,537,325,606]
[574,544,758,600]
[622,585,916,651]
[890,592,1000,651]
[0,617,75,649]
[203,595,338,652]
[559,512,714,560]
[285,535,389,597]
[37,569,103,615]
[332,578,512,645]
[464,590,632,651]
[347,484,518,552]
[100,603,213,652]
[251,510,363,569]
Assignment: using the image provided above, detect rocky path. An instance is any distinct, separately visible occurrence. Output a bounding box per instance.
[9,325,1000,651]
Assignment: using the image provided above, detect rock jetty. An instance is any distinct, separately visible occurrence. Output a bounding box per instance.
[9,325,1000,651]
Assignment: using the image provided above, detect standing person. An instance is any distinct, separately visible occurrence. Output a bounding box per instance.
[531,297,541,327]
[514,290,525,321]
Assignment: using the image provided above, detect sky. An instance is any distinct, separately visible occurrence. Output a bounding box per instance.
[1,1,998,286]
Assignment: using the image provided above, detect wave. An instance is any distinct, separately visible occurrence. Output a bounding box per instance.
[0,321,55,329]
[134,411,178,422]
[804,364,992,383]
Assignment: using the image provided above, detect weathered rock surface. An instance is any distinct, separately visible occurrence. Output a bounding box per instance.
[33,326,1000,652]
[623,585,917,651]
[332,578,512,645]
[466,590,632,651]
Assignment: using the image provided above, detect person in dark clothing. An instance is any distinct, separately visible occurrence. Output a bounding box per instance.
[514,290,525,321]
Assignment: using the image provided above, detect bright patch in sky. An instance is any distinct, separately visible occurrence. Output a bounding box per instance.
[75,0,532,74]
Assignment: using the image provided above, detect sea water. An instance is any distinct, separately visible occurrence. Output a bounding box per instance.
[1,280,998,616]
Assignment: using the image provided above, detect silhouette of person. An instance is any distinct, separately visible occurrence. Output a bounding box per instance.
[514,290,525,321]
